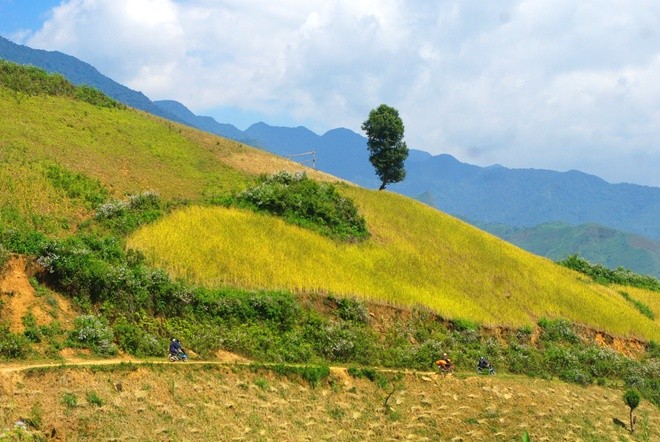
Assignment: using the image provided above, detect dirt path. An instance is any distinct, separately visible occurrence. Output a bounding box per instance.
[0,357,437,376]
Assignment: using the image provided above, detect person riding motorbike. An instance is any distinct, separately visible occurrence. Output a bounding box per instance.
[169,338,187,361]
[477,356,495,374]
[435,353,453,372]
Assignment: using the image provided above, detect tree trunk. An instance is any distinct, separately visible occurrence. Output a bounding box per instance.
[379,182,386,190]
[630,409,635,433]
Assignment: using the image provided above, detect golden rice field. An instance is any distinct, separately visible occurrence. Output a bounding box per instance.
[128,187,659,341]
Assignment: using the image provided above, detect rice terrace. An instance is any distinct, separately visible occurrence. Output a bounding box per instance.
[0,62,658,440]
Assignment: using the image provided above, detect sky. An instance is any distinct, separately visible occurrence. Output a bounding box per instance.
[1,0,659,187]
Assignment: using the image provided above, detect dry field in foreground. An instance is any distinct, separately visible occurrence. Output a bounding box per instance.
[0,363,657,441]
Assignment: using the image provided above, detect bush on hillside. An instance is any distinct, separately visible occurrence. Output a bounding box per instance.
[558,254,660,291]
[0,227,48,255]
[0,323,31,359]
[93,191,166,235]
[69,315,117,356]
[230,171,369,242]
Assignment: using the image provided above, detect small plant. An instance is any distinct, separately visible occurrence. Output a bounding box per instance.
[28,277,48,297]
[328,406,345,420]
[537,317,580,343]
[62,393,78,408]
[254,377,269,390]
[0,244,9,269]
[86,391,104,407]
[623,388,641,433]
[24,404,43,430]
[22,312,42,343]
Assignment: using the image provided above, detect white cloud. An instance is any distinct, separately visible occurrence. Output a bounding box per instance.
[23,0,660,186]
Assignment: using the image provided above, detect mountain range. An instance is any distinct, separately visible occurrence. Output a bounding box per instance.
[2,35,658,277]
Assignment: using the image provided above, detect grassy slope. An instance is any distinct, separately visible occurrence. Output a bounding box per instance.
[1,364,658,441]
[0,86,338,235]
[128,190,659,340]
[1,84,658,341]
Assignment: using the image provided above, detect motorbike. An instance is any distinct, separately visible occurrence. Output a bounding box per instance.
[435,359,454,374]
[169,350,188,362]
[477,362,495,375]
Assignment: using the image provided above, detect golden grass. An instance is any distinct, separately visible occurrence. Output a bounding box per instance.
[129,188,660,340]
[1,364,658,441]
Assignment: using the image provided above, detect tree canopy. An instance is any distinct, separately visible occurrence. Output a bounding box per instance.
[361,104,409,190]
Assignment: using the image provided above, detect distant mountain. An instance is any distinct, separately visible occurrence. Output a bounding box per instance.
[242,122,660,242]
[153,100,250,142]
[477,222,660,279]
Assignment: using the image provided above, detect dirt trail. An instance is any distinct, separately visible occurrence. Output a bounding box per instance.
[0,357,437,376]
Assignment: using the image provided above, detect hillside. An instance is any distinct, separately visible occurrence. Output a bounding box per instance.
[1,60,658,338]
[1,62,658,440]
[480,222,660,280]
[1,363,658,441]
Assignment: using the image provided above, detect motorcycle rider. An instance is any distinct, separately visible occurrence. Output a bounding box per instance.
[169,338,184,357]
[435,352,453,371]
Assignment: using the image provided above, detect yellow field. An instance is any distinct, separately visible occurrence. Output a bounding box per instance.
[128,187,659,340]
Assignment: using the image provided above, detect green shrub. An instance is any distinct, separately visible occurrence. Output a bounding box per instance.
[254,377,269,390]
[347,366,378,382]
[559,368,592,386]
[452,318,477,332]
[0,323,31,359]
[558,254,660,291]
[231,171,369,242]
[113,320,165,357]
[69,315,117,356]
[22,312,42,343]
[328,295,370,323]
[0,60,124,108]
[86,391,104,407]
[74,84,123,108]
[537,317,580,344]
[0,243,9,269]
[619,291,654,320]
[267,363,330,388]
[0,226,48,255]
[61,393,78,408]
[93,191,165,235]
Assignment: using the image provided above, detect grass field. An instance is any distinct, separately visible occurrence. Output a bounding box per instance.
[128,188,660,340]
[1,363,657,441]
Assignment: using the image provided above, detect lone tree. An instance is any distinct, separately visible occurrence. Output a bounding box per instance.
[623,388,641,433]
[361,104,409,190]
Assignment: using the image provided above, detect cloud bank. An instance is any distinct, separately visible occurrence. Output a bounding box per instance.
[21,0,660,186]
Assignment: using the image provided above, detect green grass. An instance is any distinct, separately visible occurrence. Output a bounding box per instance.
[0,87,248,237]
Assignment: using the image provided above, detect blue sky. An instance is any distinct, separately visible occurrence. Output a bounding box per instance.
[0,0,58,37]
[1,0,659,187]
